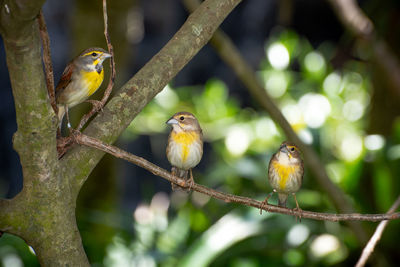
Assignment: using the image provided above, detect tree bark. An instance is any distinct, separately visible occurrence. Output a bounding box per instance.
[15,191,89,266]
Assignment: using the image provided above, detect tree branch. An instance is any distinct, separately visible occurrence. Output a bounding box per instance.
[61,0,243,193]
[182,0,368,243]
[355,195,400,267]
[72,132,400,222]
[0,196,29,238]
[327,0,400,97]
[38,9,56,113]
[0,199,15,233]
[0,0,46,40]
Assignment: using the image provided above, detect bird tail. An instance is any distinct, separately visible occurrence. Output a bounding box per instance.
[278,193,288,207]
[171,167,189,192]
[57,105,65,130]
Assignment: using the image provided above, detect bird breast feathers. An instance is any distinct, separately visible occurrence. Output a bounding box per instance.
[168,131,202,170]
[269,153,302,192]
[170,131,200,145]
[80,68,104,96]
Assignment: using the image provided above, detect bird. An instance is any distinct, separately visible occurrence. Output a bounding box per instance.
[166,112,203,191]
[260,141,304,214]
[55,47,111,128]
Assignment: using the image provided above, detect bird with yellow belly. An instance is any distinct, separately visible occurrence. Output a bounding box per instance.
[166,112,203,191]
[261,141,304,214]
[55,47,111,129]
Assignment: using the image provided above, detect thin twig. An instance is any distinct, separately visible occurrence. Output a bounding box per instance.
[355,195,400,267]
[72,131,400,222]
[182,0,368,243]
[38,10,57,113]
[76,0,116,131]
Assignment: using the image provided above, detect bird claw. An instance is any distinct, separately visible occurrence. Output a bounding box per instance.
[292,207,303,222]
[259,198,271,215]
[260,190,276,215]
[292,193,302,222]
[186,169,195,191]
[185,178,194,191]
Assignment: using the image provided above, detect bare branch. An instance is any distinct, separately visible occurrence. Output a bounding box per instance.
[328,0,374,38]
[356,196,400,267]
[182,0,368,243]
[73,132,400,223]
[38,10,57,113]
[76,0,116,131]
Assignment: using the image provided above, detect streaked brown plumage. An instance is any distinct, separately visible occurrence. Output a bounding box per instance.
[166,112,203,191]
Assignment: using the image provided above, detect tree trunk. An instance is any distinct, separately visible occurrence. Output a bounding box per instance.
[26,203,89,266]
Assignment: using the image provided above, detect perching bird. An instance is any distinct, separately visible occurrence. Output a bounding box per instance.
[55,47,111,128]
[261,141,304,212]
[166,112,203,191]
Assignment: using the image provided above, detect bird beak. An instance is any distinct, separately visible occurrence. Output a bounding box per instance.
[166,118,179,125]
[102,52,112,60]
[280,145,289,154]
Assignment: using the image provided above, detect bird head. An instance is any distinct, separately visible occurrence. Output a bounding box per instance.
[278,141,301,160]
[76,47,111,72]
[166,112,201,132]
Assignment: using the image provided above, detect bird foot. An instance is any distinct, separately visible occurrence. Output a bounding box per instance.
[259,198,271,215]
[292,207,303,222]
[260,191,275,215]
[185,176,194,191]
[292,193,302,222]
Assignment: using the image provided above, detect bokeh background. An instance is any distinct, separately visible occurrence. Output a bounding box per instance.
[1,0,400,266]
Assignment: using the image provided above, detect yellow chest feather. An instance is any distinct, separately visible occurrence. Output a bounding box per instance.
[271,161,299,190]
[171,131,199,161]
[81,69,104,96]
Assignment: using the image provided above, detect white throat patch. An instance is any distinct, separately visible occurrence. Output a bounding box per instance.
[276,151,299,165]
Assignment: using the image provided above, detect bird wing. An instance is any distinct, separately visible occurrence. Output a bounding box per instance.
[55,62,75,99]
[267,152,277,177]
[199,128,204,142]
[300,158,304,182]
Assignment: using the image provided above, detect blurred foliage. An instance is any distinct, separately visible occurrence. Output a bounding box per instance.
[0,234,39,267]
[100,29,400,266]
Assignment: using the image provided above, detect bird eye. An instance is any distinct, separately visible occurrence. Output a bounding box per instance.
[91,52,97,57]
[290,147,295,152]
[179,116,184,121]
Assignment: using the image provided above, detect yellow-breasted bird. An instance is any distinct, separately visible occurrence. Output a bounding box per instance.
[55,47,111,127]
[261,141,304,212]
[166,112,203,191]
